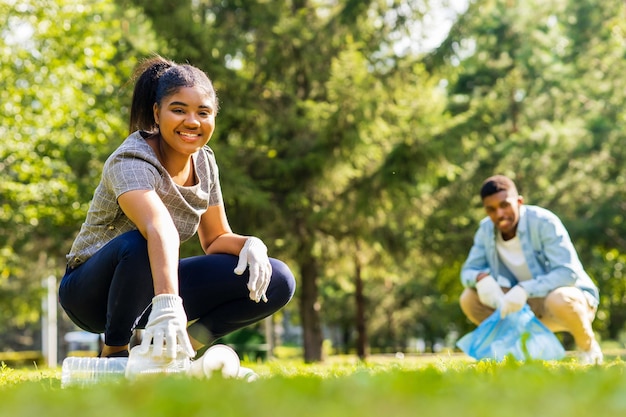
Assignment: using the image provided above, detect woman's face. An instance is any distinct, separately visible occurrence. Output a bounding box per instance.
[482,189,524,240]
[153,86,216,157]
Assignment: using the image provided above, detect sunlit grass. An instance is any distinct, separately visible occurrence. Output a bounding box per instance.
[2,353,626,417]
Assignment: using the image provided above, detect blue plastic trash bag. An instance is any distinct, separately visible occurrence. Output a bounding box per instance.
[456,305,565,361]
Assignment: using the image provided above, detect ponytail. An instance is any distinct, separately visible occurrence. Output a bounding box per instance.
[128,55,175,133]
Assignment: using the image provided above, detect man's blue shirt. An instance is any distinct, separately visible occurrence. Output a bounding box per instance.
[461,205,599,306]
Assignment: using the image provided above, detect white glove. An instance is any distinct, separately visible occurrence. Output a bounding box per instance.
[138,294,195,359]
[500,286,528,318]
[234,237,272,303]
[475,275,504,309]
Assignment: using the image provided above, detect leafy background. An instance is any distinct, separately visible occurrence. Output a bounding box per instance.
[1,0,625,361]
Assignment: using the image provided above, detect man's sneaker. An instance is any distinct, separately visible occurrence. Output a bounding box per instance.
[579,340,603,365]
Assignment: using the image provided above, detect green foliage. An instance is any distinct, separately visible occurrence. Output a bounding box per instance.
[589,248,626,339]
[422,0,626,340]
[2,0,626,360]
[0,0,162,347]
[120,0,448,360]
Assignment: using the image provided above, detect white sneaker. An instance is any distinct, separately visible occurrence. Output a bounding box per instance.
[579,340,603,365]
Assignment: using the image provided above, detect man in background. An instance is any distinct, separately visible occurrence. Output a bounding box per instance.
[459,175,602,364]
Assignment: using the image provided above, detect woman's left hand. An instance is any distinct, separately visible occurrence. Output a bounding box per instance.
[234,237,272,302]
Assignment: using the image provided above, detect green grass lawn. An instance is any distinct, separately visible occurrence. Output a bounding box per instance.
[2,352,626,417]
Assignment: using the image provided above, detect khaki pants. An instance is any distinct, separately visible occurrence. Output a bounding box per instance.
[459,286,597,351]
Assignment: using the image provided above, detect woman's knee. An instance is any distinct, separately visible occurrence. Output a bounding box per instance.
[269,259,296,304]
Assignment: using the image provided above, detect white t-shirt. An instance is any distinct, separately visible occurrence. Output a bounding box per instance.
[496,233,533,282]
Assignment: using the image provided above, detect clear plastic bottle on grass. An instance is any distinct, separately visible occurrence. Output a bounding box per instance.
[61,357,128,388]
[124,345,191,380]
[61,344,256,387]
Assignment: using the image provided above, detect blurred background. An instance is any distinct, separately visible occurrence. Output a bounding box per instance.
[1,0,625,366]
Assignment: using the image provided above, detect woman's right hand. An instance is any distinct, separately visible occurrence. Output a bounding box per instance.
[138,294,195,359]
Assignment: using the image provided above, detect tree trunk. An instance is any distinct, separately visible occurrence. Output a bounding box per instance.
[299,255,323,362]
[354,250,368,360]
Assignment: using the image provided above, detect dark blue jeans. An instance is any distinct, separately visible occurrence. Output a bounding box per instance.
[59,230,296,347]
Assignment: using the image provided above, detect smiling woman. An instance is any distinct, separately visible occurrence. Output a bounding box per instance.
[148,86,217,186]
[57,56,296,367]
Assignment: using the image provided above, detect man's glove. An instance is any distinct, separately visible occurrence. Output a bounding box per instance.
[475,275,504,309]
[234,237,272,303]
[500,285,528,318]
[138,294,195,359]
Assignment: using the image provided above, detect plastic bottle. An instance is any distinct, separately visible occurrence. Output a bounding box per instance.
[188,344,241,379]
[61,344,256,387]
[61,357,129,388]
[237,366,260,382]
[125,345,191,380]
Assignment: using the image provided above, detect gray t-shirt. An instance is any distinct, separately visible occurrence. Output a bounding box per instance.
[66,131,222,268]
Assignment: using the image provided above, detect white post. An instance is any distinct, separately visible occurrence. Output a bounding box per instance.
[41,275,57,367]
